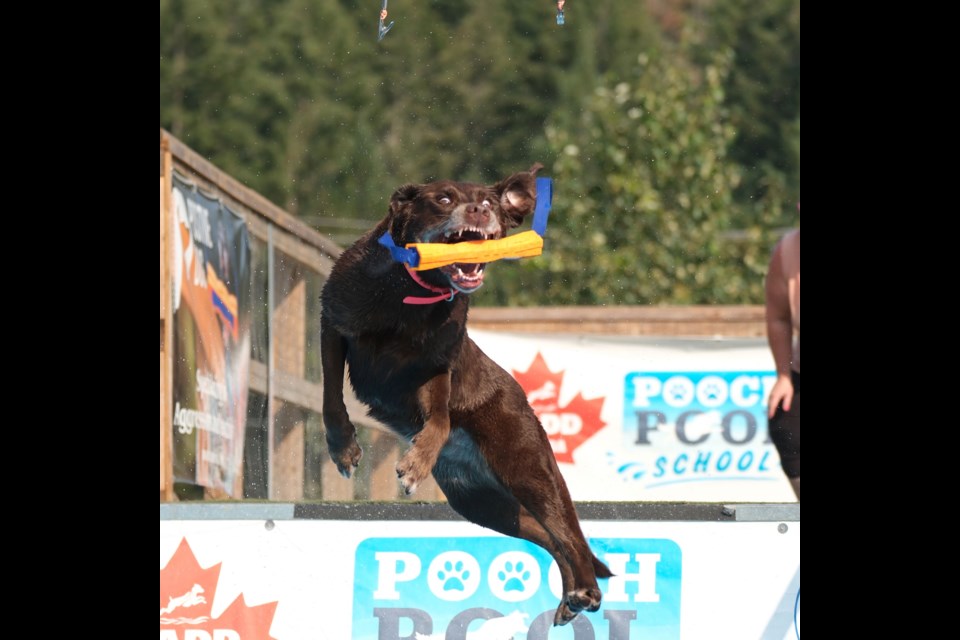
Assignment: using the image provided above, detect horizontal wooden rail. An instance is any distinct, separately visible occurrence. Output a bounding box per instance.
[468,305,766,337]
[161,129,342,260]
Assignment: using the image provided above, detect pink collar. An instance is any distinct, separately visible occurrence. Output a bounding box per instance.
[403,266,457,304]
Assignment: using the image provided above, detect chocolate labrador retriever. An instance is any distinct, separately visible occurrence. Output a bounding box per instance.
[320,163,612,625]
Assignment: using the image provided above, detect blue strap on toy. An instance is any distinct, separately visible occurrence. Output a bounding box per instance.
[379,232,421,267]
[531,177,551,236]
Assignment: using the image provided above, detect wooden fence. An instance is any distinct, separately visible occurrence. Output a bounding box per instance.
[468,305,764,337]
[160,129,437,503]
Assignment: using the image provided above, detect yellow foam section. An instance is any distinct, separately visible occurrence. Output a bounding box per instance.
[407,230,544,271]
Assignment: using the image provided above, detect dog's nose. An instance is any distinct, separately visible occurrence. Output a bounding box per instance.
[465,203,491,225]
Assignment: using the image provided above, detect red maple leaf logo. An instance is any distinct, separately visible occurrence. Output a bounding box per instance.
[512,352,606,464]
[160,538,278,639]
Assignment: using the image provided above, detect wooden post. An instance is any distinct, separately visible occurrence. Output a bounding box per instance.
[321,456,356,500]
[271,270,307,499]
[272,402,306,501]
[159,133,175,501]
[368,429,400,500]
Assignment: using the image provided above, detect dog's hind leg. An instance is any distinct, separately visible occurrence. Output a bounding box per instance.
[505,468,613,625]
[510,481,607,626]
[439,478,590,626]
[433,460,554,557]
[515,506,581,608]
[514,508,611,626]
[433,434,606,626]
[396,371,453,495]
[321,314,363,477]
[479,439,609,625]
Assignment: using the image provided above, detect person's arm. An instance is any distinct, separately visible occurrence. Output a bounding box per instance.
[765,238,794,417]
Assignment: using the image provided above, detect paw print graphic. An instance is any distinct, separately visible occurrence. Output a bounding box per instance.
[497,560,531,593]
[488,552,541,601]
[701,380,723,402]
[666,379,690,403]
[437,560,470,592]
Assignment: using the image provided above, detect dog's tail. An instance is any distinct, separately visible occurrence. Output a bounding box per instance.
[594,555,615,578]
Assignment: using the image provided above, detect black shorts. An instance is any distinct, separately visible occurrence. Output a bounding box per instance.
[768,370,800,478]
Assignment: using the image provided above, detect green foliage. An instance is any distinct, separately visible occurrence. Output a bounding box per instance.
[479,46,771,305]
[161,0,376,217]
[694,0,801,214]
[160,0,799,305]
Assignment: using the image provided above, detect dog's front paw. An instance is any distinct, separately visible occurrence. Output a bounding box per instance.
[396,450,431,495]
[327,435,363,479]
[553,588,603,626]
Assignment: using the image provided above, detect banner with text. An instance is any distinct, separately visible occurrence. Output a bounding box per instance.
[160,518,800,640]
[170,175,251,497]
[469,331,796,502]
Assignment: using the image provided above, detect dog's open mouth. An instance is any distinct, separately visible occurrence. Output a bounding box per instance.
[442,261,485,292]
[438,227,498,293]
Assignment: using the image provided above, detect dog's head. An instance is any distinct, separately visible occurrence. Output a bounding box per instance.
[384,163,543,294]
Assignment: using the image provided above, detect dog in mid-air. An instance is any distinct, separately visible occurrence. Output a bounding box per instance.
[320,163,612,625]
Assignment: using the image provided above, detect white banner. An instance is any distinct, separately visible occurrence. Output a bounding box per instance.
[160,516,799,640]
[468,330,796,503]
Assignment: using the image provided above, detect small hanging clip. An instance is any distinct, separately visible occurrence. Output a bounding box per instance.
[378,0,395,41]
[556,0,565,25]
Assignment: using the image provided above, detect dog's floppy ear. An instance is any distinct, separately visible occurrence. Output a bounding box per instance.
[389,183,421,215]
[386,183,422,236]
[496,163,543,229]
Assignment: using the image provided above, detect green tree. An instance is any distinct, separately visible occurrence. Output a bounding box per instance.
[695,0,801,219]
[161,0,385,225]
[161,1,798,305]
[477,45,773,306]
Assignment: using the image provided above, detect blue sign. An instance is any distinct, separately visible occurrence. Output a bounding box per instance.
[352,536,682,639]
[618,371,782,489]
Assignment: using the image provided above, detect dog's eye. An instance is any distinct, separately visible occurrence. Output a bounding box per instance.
[481,199,492,207]
[438,196,452,205]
